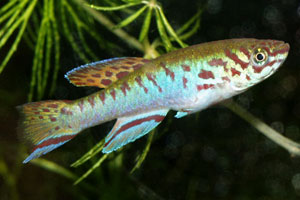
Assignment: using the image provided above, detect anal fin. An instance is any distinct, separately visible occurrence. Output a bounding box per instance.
[103,109,169,153]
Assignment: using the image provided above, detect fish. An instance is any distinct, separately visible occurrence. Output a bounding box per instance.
[17,38,290,163]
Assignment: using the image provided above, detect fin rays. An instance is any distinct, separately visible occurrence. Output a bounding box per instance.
[103,109,169,153]
[65,57,150,88]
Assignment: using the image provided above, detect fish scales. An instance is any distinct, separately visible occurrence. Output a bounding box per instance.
[17,39,290,163]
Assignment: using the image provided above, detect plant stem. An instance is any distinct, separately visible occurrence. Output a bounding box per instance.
[75,0,144,52]
[76,0,300,157]
[223,100,300,156]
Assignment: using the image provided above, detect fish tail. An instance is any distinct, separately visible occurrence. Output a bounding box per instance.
[17,100,80,163]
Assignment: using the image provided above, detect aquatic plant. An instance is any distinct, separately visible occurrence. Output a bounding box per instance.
[1,0,299,193]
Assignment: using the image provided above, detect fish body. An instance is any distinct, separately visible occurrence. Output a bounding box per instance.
[18,39,290,163]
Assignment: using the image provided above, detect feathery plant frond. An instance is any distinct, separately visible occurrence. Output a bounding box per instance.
[71,138,105,168]
[1,0,115,101]
[3,0,293,191]
[74,154,109,185]
[84,0,187,51]
[1,0,203,185]
[130,130,155,173]
[70,0,203,184]
[0,0,38,74]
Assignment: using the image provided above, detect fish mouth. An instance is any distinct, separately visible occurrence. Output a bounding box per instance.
[273,41,290,56]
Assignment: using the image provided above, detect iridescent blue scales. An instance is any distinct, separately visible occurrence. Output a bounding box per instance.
[18,39,290,163]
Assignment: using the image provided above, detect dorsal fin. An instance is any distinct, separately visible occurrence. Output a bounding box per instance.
[65,57,150,88]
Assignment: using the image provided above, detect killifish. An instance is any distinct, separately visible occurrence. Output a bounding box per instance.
[18,39,290,163]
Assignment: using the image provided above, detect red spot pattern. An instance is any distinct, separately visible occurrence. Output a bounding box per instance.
[78,100,84,112]
[161,62,175,81]
[183,77,188,88]
[253,60,277,73]
[43,109,50,112]
[239,47,250,59]
[222,77,230,82]
[48,104,58,108]
[135,76,148,94]
[101,79,112,86]
[73,82,85,86]
[225,49,249,69]
[116,71,129,79]
[133,64,143,70]
[142,59,150,63]
[87,79,95,83]
[66,57,150,88]
[71,74,86,78]
[50,117,57,122]
[91,74,101,78]
[268,46,289,56]
[121,82,131,96]
[181,64,191,72]
[207,58,228,71]
[110,89,116,100]
[230,68,241,76]
[198,70,215,79]
[121,66,130,70]
[88,96,95,108]
[197,84,214,91]
[99,92,106,104]
[105,71,113,77]
[61,108,73,115]
[146,73,162,93]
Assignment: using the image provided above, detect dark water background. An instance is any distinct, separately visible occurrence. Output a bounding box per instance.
[1,0,300,199]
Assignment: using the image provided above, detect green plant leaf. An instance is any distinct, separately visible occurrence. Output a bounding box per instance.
[122,0,143,3]
[60,0,90,63]
[0,0,18,16]
[74,154,109,185]
[87,2,142,11]
[0,0,38,75]
[71,139,105,168]
[157,6,187,48]
[31,158,77,180]
[49,0,60,96]
[179,18,200,40]
[154,8,172,51]
[131,130,154,173]
[0,0,29,39]
[114,4,148,29]
[176,9,202,35]
[0,3,18,24]
[139,7,153,41]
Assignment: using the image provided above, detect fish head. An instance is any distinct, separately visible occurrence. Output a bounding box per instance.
[225,39,290,91]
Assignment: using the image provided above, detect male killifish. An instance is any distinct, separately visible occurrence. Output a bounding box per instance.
[18,39,290,163]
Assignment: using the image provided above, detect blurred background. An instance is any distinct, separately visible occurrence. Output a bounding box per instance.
[1,0,300,199]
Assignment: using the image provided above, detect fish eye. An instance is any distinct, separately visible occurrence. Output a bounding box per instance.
[252,48,268,66]
[256,53,265,61]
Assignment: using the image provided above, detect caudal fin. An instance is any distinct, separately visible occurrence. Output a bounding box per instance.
[17,100,79,163]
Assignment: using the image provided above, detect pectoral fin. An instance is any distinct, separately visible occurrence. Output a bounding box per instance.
[103,109,169,153]
[175,108,196,118]
[175,111,189,118]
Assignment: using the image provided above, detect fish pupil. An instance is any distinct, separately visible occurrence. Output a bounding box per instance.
[256,53,264,61]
